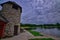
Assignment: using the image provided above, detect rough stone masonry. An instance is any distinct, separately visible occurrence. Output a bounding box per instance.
[0,1,22,37]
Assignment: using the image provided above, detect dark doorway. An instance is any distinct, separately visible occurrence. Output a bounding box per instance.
[14,25,18,35]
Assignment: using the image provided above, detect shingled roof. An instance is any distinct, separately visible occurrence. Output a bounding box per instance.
[0,1,22,13]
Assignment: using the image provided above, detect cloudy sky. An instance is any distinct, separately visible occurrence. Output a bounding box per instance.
[0,0,60,24]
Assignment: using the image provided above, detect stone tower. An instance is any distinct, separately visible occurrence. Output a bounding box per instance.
[0,1,22,37]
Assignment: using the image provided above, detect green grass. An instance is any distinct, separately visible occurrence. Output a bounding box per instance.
[29,38,54,40]
[28,30,43,36]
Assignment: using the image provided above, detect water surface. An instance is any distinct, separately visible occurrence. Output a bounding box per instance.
[33,27,60,37]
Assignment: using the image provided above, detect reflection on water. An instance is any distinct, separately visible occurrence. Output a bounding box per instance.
[33,27,60,37]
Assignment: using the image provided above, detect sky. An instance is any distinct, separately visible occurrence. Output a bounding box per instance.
[0,0,60,24]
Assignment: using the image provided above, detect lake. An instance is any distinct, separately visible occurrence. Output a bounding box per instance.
[32,27,60,37]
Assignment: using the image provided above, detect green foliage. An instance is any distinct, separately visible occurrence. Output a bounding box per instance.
[20,23,37,27]
[29,38,54,40]
[28,30,43,36]
[20,23,60,28]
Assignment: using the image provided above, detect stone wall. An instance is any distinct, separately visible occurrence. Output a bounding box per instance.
[1,3,21,36]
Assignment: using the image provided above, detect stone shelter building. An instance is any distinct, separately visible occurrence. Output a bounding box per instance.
[0,1,22,38]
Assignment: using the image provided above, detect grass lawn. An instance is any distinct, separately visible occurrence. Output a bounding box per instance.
[28,30,43,36]
[29,38,54,40]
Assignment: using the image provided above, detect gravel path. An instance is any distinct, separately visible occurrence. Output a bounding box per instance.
[1,30,33,40]
[1,30,60,40]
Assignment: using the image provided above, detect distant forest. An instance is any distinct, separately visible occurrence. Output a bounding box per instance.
[20,23,60,27]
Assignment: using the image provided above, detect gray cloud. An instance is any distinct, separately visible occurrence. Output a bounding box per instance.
[0,0,60,24]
